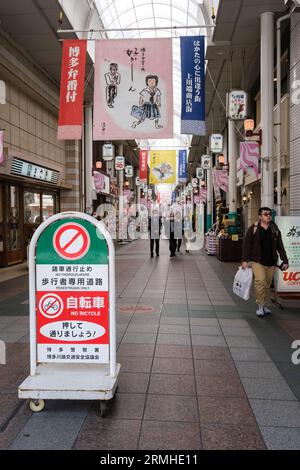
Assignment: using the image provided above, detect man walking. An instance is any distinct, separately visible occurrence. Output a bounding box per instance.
[149,208,162,258]
[241,207,289,317]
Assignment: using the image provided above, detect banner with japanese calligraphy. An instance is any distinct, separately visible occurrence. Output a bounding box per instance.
[139,149,148,183]
[180,36,206,136]
[240,142,260,179]
[149,150,176,185]
[0,130,3,165]
[93,39,173,140]
[58,40,87,140]
[178,150,187,183]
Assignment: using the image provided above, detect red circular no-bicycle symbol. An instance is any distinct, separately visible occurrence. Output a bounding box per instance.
[53,222,90,260]
[39,293,63,319]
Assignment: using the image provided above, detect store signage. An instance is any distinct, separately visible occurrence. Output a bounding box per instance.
[227,90,248,120]
[192,178,198,188]
[102,143,115,161]
[125,165,133,177]
[196,167,204,179]
[115,156,125,171]
[139,150,148,183]
[275,216,300,293]
[201,155,211,169]
[11,158,59,184]
[135,177,141,186]
[35,216,110,364]
[210,134,223,153]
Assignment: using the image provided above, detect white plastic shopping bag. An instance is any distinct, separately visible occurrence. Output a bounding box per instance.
[233,267,253,301]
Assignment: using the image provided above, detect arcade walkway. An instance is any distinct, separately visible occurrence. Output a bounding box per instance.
[1,240,300,450]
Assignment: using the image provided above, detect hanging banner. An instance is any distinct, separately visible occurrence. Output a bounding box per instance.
[180,36,205,136]
[149,150,176,184]
[139,150,148,183]
[93,39,173,140]
[212,169,229,193]
[210,134,223,153]
[240,142,260,179]
[212,169,221,202]
[0,130,3,165]
[178,150,187,183]
[199,188,207,204]
[58,40,87,140]
[226,90,248,120]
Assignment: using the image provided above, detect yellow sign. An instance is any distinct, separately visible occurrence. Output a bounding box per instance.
[149,150,176,184]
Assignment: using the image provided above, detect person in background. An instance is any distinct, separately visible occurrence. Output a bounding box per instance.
[241,207,289,318]
[148,208,162,258]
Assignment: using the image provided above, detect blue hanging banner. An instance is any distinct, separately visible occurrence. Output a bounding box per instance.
[178,149,187,183]
[180,36,206,136]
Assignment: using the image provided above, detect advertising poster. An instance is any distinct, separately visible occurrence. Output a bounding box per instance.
[275,216,300,293]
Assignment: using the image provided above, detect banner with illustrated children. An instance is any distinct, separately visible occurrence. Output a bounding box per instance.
[149,150,176,185]
[93,39,173,140]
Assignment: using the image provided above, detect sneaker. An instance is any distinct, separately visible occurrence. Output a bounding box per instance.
[256,304,264,318]
[263,305,272,315]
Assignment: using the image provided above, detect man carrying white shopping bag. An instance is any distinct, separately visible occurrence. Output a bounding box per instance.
[241,207,289,318]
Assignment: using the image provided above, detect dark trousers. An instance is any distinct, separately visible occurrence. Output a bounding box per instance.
[150,238,160,255]
[177,239,182,251]
[169,234,177,255]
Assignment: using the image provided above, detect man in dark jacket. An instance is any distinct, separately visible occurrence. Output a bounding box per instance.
[149,208,162,257]
[241,207,289,317]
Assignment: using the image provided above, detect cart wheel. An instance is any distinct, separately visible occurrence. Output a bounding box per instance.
[99,400,108,418]
[29,399,45,412]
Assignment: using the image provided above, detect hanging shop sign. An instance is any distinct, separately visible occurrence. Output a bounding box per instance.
[192,178,198,188]
[227,90,248,120]
[135,176,141,186]
[180,36,206,136]
[11,158,59,184]
[93,38,173,140]
[178,149,187,183]
[115,156,125,171]
[102,143,115,161]
[125,165,133,177]
[196,167,204,179]
[149,150,176,184]
[210,134,223,153]
[58,40,87,140]
[275,216,300,294]
[201,155,211,169]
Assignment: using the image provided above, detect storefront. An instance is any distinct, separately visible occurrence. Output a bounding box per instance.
[0,158,61,267]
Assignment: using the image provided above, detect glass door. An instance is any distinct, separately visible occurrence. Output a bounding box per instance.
[6,184,23,264]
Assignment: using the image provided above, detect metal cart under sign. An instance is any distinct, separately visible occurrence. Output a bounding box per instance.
[18,212,120,417]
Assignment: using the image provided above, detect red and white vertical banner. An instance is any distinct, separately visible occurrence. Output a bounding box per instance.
[139,150,148,183]
[0,130,3,165]
[58,40,87,140]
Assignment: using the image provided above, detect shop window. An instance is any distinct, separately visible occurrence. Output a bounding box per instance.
[24,191,41,224]
[42,193,55,221]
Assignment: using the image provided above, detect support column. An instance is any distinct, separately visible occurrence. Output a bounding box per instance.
[290,12,300,215]
[84,103,93,215]
[228,118,237,217]
[260,12,274,209]
[60,141,81,211]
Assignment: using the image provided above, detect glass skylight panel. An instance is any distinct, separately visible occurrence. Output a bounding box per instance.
[135,4,153,19]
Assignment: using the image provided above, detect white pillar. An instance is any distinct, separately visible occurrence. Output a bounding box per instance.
[260,12,274,209]
[84,103,93,214]
[228,119,237,214]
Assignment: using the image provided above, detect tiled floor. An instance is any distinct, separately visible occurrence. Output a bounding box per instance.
[1,239,300,450]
